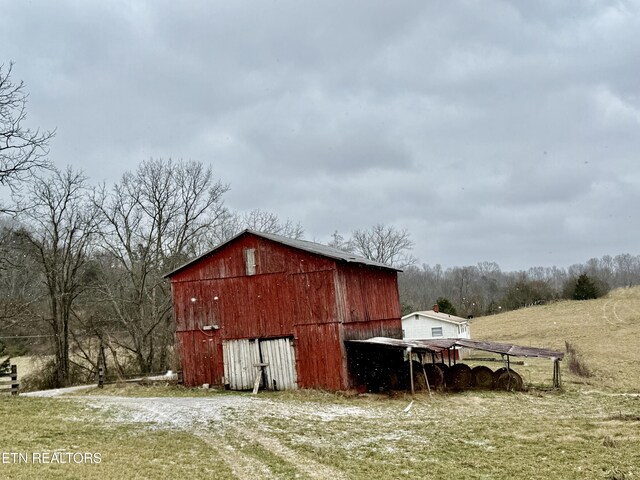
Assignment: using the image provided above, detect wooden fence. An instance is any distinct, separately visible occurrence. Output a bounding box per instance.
[0,365,19,395]
[96,368,184,388]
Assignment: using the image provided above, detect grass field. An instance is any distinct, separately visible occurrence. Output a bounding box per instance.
[1,287,639,479]
[471,286,640,391]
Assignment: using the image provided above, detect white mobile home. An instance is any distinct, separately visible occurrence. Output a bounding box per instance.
[401,306,470,340]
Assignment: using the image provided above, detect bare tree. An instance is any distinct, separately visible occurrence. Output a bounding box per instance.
[0,63,54,197]
[216,208,304,245]
[241,209,304,238]
[327,230,353,252]
[17,167,98,386]
[0,222,42,329]
[350,224,416,268]
[94,158,229,373]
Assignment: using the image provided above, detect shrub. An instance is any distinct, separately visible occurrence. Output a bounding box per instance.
[565,341,593,377]
[436,297,457,316]
[20,358,97,391]
[20,358,59,391]
[501,279,554,310]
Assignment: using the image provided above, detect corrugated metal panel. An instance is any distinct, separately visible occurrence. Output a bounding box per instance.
[223,339,261,390]
[260,338,298,390]
[347,337,565,360]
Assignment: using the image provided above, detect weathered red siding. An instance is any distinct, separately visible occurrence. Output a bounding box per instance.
[294,323,347,390]
[176,330,223,386]
[335,265,402,339]
[168,231,402,390]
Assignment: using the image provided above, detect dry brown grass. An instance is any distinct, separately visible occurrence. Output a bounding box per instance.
[11,355,45,383]
[471,286,640,391]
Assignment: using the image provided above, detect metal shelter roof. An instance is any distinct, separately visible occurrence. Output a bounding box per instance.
[347,337,565,360]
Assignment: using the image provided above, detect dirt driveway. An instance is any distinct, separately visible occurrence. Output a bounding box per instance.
[29,388,383,479]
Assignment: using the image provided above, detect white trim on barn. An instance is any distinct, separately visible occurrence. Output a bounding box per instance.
[401,310,471,340]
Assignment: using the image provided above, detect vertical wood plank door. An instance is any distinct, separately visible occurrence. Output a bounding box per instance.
[222,339,261,390]
[260,337,298,390]
[222,337,298,391]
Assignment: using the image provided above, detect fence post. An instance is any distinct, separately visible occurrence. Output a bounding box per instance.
[98,366,104,389]
[553,359,561,388]
[11,365,18,396]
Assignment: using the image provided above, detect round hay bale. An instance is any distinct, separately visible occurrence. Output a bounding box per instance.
[493,369,524,391]
[471,365,494,389]
[411,361,429,391]
[445,363,472,391]
[435,363,449,386]
[435,362,449,373]
[423,364,445,390]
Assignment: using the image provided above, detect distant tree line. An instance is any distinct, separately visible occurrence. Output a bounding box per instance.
[398,254,640,317]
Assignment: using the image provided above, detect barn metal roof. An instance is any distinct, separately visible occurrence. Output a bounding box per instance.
[164,229,400,278]
[347,337,565,360]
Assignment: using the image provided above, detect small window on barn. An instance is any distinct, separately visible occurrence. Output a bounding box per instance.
[431,327,443,337]
[244,248,256,276]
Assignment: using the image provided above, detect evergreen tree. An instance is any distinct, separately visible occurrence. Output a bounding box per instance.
[573,273,600,300]
[436,297,457,316]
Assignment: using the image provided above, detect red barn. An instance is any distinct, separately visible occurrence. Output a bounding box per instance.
[165,230,402,391]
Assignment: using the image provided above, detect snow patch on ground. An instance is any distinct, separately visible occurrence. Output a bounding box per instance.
[70,394,386,433]
[80,395,255,430]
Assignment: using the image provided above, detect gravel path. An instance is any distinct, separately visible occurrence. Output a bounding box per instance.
[25,389,369,478]
[22,384,96,397]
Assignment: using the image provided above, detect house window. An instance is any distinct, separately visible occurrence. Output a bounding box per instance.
[244,248,256,276]
[431,327,443,337]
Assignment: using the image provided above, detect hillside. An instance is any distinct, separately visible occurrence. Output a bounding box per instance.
[471,286,640,391]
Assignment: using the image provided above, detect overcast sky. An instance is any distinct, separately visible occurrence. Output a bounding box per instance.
[2,1,639,271]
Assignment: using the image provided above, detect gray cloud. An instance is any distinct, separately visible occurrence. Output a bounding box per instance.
[1,0,639,270]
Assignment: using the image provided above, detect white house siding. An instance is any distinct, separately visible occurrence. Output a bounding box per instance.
[402,317,460,340]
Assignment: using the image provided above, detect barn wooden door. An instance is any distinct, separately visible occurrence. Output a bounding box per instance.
[222,337,297,391]
[222,339,261,390]
[260,337,298,390]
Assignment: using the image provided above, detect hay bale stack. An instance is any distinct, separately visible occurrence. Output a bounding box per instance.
[411,361,429,391]
[493,368,524,391]
[423,364,445,390]
[470,365,494,389]
[445,363,472,391]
